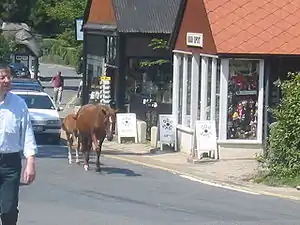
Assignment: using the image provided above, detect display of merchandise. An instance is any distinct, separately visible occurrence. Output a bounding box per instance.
[227,65,259,139]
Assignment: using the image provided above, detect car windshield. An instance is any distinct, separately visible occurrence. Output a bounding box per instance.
[17,94,56,110]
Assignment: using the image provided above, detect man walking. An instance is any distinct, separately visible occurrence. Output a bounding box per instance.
[51,71,64,105]
[0,63,37,225]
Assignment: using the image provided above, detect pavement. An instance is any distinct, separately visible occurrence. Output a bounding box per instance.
[18,145,300,225]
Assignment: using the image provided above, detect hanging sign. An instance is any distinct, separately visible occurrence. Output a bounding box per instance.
[195,120,217,158]
[159,114,175,145]
[116,113,138,143]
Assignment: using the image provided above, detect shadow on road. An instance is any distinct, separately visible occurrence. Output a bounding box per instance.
[99,166,142,177]
[35,138,142,177]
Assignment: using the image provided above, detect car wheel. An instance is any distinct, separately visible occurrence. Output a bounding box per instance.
[51,134,61,145]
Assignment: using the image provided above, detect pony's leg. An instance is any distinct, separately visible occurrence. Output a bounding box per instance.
[66,133,72,164]
[75,134,80,164]
[91,131,100,151]
[83,137,92,171]
[95,138,104,172]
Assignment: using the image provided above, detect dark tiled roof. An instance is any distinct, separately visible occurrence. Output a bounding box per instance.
[113,0,181,33]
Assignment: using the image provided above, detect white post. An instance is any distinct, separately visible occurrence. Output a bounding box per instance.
[210,58,217,120]
[219,59,229,140]
[172,53,181,124]
[181,55,188,126]
[200,56,208,120]
[190,54,200,129]
[257,59,265,142]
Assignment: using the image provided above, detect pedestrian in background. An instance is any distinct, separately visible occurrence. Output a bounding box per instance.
[0,63,37,225]
[50,71,64,106]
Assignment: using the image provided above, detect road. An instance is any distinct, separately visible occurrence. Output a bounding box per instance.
[39,63,81,106]
[18,145,300,225]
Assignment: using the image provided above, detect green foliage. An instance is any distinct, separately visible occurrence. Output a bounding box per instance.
[40,38,82,68]
[264,72,300,182]
[139,38,170,68]
[0,0,86,70]
[0,0,33,22]
[0,36,12,63]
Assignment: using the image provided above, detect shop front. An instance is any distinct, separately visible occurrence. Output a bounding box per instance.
[169,0,300,158]
[172,52,265,158]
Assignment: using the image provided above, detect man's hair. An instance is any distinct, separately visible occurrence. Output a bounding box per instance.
[0,63,11,73]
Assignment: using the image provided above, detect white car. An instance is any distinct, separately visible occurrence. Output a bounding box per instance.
[11,90,62,144]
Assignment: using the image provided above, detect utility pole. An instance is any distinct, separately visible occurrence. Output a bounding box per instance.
[81,31,88,105]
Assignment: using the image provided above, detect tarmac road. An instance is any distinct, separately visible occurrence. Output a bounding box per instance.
[18,144,300,225]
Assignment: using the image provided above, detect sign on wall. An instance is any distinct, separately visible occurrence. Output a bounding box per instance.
[195,120,217,159]
[75,18,83,41]
[116,113,138,143]
[158,114,175,146]
[186,32,203,48]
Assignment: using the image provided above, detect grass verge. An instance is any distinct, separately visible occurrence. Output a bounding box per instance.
[252,170,300,188]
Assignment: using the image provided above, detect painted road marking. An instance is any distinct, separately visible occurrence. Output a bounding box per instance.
[179,174,260,195]
[103,155,260,196]
[105,155,300,201]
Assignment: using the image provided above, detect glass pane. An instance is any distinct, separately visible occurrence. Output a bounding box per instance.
[227,59,259,140]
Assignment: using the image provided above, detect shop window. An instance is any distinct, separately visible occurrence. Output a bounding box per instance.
[227,59,259,139]
[126,57,173,105]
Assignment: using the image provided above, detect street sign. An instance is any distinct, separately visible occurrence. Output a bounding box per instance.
[195,120,217,159]
[116,113,138,143]
[75,18,83,41]
[158,114,175,147]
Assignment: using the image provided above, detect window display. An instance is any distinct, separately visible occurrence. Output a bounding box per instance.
[227,60,259,139]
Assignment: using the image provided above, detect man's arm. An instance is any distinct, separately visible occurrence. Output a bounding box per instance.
[22,108,38,158]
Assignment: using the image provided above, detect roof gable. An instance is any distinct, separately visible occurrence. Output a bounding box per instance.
[87,0,116,25]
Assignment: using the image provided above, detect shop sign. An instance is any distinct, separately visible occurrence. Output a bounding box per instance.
[186,32,203,48]
[99,76,111,81]
[116,113,138,142]
[195,120,217,158]
[159,114,175,145]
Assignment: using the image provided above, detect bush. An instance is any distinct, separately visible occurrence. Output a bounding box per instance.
[265,72,300,179]
[40,38,82,69]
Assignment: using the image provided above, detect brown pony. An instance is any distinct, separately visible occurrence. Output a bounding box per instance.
[61,114,80,164]
[73,104,117,171]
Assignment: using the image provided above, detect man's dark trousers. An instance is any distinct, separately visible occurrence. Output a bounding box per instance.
[0,153,22,225]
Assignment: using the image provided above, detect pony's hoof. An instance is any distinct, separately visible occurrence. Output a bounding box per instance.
[76,160,80,164]
[84,165,89,171]
[96,167,101,172]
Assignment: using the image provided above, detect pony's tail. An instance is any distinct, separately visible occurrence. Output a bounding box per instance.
[72,107,82,120]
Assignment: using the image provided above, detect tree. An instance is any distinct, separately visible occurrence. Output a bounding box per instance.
[0,35,13,63]
[139,38,170,68]
[0,0,34,22]
[263,72,300,182]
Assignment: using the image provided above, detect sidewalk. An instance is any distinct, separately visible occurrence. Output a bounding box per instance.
[59,108,300,201]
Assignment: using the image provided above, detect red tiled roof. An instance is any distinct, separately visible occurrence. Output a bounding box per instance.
[204,0,300,54]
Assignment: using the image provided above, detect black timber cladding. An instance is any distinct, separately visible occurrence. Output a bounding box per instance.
[112,0,181,33]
